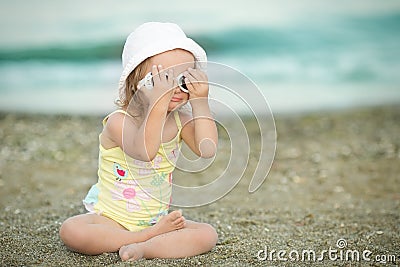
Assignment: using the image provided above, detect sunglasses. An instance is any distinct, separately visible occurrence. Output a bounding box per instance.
[137,72,189,93]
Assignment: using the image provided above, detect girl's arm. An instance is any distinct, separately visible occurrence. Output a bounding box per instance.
[181,68,218,158]
[104,65,175,161]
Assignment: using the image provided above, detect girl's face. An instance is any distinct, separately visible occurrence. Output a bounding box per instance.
[148,49,195,111]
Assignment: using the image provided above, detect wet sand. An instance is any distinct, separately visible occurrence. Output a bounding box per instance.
[0,105,399,266]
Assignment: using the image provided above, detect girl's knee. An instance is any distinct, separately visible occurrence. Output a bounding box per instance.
[199,223,218,250]
[60,218,74,244]
[59,217,86,250]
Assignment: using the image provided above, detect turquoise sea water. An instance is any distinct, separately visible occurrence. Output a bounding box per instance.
[0,1,399,114]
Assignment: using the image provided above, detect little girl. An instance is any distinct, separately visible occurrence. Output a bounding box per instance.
[59,22,218,261]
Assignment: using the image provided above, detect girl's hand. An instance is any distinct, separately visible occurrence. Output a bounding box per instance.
[144,65,176,107]
[183,68,209,100]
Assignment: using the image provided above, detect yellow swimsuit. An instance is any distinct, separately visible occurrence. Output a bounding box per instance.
[83,109,182,231]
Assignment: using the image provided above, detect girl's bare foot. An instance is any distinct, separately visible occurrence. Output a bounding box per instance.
[152,210,185,236]
[119,210,185,261]
[119,243,144,261]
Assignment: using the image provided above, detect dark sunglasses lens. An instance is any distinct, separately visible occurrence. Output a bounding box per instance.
[178,75,189,93]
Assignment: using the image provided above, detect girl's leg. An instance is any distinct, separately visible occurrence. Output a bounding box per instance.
[59,210,185,255]
[119,221,218,261]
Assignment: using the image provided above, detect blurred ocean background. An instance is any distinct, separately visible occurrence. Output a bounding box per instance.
[0,0,399,114]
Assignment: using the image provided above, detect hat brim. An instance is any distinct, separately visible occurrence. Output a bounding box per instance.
[118,38,207,92]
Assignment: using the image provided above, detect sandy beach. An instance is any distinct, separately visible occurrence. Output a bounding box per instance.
[0,105,399,266]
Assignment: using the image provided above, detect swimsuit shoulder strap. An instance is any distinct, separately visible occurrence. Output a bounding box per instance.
[173,111,183,130]
[102,109,133,126]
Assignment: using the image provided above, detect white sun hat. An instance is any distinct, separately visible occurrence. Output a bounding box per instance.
[118,22,207,92]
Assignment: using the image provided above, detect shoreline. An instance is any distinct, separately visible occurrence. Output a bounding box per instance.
[1,101,398,118]
[1,104,399,266]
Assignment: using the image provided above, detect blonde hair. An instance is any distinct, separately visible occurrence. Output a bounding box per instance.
[116,59,151,121]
